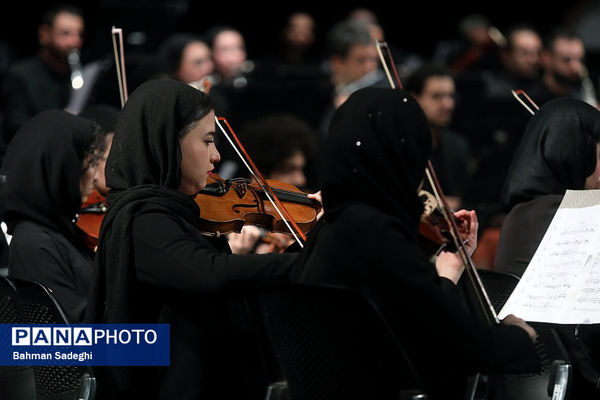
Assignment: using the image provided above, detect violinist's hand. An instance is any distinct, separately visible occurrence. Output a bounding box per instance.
[435,209,478,284]
[307,190,324,221]
[454,209,478,257]
[501,314,538,342]
[226,226,263,254]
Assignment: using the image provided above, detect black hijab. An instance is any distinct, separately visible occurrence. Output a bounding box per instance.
[319,87,432,239]
[501,97,600,213]
[86,79,214,325]
[1,109,94,240]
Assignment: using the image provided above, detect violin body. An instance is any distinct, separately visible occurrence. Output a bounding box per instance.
[76,189,107,249]
[195,174,321,235]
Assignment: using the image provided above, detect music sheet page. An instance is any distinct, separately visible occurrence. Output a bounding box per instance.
[498,190,600,324]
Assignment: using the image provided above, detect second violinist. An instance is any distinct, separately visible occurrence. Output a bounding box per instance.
[75,104,120,249]
[85,79,319,400]
[292,87,541,399]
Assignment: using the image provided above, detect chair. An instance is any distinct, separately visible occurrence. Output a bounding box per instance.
[8,277,96,400]
[474,269,572,400]
[251,282,428,400]
[0,276,36,400]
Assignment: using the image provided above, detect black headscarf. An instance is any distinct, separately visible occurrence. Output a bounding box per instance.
[319,87,432,239]
[1,110,94,240]
[501,97,600,213]
[86,79,213,325]
[79,103,120,133]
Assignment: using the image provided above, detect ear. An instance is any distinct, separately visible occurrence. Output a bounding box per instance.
[38,24,51,46]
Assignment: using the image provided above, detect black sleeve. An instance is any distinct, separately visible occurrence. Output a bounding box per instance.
[350,213,541,376]
[132,211,297,293]
[8,227,91,323]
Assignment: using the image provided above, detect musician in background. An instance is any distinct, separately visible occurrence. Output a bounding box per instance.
[227,113,319,254]
[317,18,385,141]
[0,4,85,159]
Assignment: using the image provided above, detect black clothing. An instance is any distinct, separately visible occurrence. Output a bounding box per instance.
[9,220,93,322]
[430,128,472,199]
[1,55,71,151]
[500,97,600,213]
[2,110,95,322]
[295,87,540,399]
[86,79,296,399]
[495,96,600,397]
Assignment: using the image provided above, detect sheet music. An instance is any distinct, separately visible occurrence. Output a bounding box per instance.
[498,190,600,324]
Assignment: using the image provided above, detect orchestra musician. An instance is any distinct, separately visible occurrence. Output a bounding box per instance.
[2,110,106,323]
[292,87,541,399]
[495,97,600,397]
[85,78,320,400]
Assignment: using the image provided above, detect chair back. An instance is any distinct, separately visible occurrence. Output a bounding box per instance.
[476,270,572,400]
[8,277,96,400]
[0,276,36,400]
[255,283,427,400]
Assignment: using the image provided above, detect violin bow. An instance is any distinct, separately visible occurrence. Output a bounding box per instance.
[511,89,539,115]
[214,116,307,248]
[375,39,499,326]
[111,26,129,108]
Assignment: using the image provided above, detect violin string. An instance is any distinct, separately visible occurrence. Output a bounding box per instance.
[214,117,305,247]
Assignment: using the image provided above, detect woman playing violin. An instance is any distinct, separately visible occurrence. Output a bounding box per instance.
[2,110,106,323]
[85,78,313,400]
[293,87,540,399]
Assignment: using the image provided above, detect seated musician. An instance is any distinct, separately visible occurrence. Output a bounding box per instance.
[495,97,600,397]
[292,87,541,399]
[3,110,106,322]
[85,78,319,400]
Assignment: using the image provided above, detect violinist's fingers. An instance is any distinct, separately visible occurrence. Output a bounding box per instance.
[226,226,263,254]
[435,250,465,284]
[307,191,324,221]
[453,209,478,256]
[307,190,322,204]
[501,314,538,342]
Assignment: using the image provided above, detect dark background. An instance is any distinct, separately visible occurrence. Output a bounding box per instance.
[0,1,584,64]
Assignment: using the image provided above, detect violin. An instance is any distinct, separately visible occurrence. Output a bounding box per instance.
[76,189,107,250]
[194,173,322,236]
[418,190,471,255]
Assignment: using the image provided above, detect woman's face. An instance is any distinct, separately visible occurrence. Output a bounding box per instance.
[93,132,113,197]
[179,110,220,195]
[585,143,600,190]
[80,153,98,203]
[177,41,214,84]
